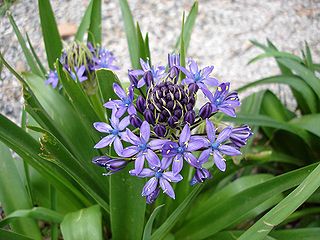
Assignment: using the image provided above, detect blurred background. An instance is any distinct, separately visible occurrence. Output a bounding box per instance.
[0,0,319,122]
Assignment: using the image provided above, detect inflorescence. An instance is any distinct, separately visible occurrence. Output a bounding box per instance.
[92,54,253,204]
[45,42,119,89]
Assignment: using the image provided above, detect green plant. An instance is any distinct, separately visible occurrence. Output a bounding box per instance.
[0,1,320,240]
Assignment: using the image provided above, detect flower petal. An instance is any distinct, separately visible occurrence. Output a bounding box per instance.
[93,122,112,133]
[130,168,155,178]
[149,139,170,150]
[113,83,127,99]
[140,121,150,142]
[118,116,130,130]
[159,178,175,199]
[213,150,226,172]
[189,59,198,74]
[198,149,211,165]
[219,144,241,156]
[128,104,136,115]
[160,157,173,170]
[172,155,183,175]
[206,119,216,142]
[142,177,158,196]
[146,149,161,169]
[121,146,139,157]
[184,152,199,168]
[94,135,114,149]
[216,126,232,144]
[123,129,140,144]
[203,77,219,86]
[163,172,183,183]
[179,124,191,146]
[187,139,206,151]
[115,106,127,118]
[113,137,123,156]
[201,66,214,77]
[134,154,145,174]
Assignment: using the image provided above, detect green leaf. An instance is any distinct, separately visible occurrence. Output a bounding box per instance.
[110,162,146,240]
[0,207,63,227]
[304,41,314,72]
[118,0,139,68]
[290,114,320,139]
[0,229,34,240]
[75,0,94,41]
[179,13,186,82]
[87,0,102,45]
[151,184,203,240]
[175,163,319,239]
[0,142,42,240]
[7,14,43,76]
[143,205,165,240]
[239,162,320,240]
[270,228,320,240]
[248,51,303,65]
[61,205,103,240]
[237,75,317,113]
[137,22,148,61]
[175,1,198,52]
[26,33,47,75]
[277,58,320,100]
[38,0,62,69]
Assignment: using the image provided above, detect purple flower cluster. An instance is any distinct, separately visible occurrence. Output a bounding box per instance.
[45,42,119,88]
[92,54,252,203]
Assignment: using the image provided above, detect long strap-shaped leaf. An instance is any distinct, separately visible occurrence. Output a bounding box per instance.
[75,0,94,41]
[0,142,42,240]
[239,162,320,240]
[87,0,102,45]
[0,229,34,240]
[38,0,62,69]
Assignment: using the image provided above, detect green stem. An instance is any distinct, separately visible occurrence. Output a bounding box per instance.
[50,185,58,240]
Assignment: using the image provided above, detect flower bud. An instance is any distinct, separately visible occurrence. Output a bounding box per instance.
[130,114,142,128]
[146,188,160,204]
[230,125,253,148]
[92,156,129,175]
[199,102,213,119]
[136,96,146,113]
[128,70,138,87]
[168,116,179,128]
[169,66,179,81]
[144,109,155,124]
[188,83,199,94]
[144,71,154,87]
[154,124,166,137]
[190,168,212,186]
[184,110,196,124]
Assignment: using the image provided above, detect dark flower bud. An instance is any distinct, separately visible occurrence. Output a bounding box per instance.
[157,113,166,122]
[154,124,166,137]
[144,71,154,87]
[174,109,182,118]
[144,109,155,124]
[128,70,138,87]
[184,110,196,124]
[146,188,160,204]
[199,102,213,119]
[190,168,212,186]
[186,103,194,111]
[168,116,179,128]
[230,125,253,148]
[130,114,143,128]
[92,156,129,175]
[169,66,180,81]
[188,83,199,94]
[136,96,146,113]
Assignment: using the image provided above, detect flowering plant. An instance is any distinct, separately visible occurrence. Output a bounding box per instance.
[1,1,320,240]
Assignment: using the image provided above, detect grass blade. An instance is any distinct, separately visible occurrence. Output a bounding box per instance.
[239,162,320,240]
[38,0,62,69]
[87,0,101,45]
[61,205,103,240]
[0,142,42,240]
[143,205,165,240]
[118,0,139,68]
[0,229,34,240]
[75,0,94,41]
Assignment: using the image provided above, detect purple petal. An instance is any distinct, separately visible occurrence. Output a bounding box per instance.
[149,139,170,150]
[206,119,216,143]
[146,149,161,169]
[137,78,146,88]
[219,145,241,156]
[179,124,191,146]
[203,77,219,86]
[135,154,145,174]
[93,122,112,133]
[187,139,206,151]
[130,69,145,76]
[118,116,130,130]
[94,135,114,149]
[115,107,127,118]
[216,126,232,144]
[182,78,195,85]
[162,141,179,157]
[123,129,140,144]
[140,121,150,142]
[177,66,192,79]
[110,109,120,127]
[140,59,150,71]
[172,155,183,175]
[113,83,127,99]
[113,137,123,156]
[213,150,226,171]
[184,152,199,168]
[103,100,120,109]
[201,66,214,77]
[218,106,237,117]
[198,149,211,165]
[189,59,198,74]
[131,168,155,177]
[128,104,136,115]
[142,177,158,196]
[121,146,139,157]
[160,157,173,170]
[159,178,175,199]
[163,172,183,183]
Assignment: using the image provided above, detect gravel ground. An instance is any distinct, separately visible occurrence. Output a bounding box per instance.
[0,0,319,123]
